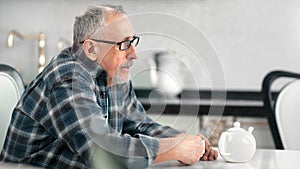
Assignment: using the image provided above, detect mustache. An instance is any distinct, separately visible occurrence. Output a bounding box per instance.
[119,60,133,69]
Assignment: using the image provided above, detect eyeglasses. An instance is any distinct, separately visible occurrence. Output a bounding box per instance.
[80,36,140,51]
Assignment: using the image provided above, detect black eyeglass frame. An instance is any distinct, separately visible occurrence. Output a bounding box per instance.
[80,36,140,51]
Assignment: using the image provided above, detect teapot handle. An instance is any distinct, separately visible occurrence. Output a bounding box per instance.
[218,132,231,156]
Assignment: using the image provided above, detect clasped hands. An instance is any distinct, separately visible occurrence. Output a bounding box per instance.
[175,133,218,165]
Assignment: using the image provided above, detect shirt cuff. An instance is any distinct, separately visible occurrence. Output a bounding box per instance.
[135,134,160,165]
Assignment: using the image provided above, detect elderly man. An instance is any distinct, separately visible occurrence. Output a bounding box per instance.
[0,4,217,169]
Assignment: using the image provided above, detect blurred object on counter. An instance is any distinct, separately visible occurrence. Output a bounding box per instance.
[148,49,187,98]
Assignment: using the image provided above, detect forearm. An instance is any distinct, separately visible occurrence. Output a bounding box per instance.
[123,118,181,138]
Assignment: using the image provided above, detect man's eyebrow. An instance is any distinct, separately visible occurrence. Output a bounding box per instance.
[121,35,135,41]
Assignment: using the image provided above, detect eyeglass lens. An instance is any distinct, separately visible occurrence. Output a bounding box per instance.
[119,37,139,51]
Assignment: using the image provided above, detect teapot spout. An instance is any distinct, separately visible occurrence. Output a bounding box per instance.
[247,126,254,133]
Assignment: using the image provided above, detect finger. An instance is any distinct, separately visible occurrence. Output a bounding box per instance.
[208,149,214,160]
[200,149,210,161]
[214,149,218,159]
[206,149,218,160]
[201,154,208,161]
[205,139,211,149]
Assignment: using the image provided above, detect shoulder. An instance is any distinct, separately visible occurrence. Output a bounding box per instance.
[43,53,93,90]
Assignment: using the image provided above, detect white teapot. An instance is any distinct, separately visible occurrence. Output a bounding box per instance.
[218,122,256,162]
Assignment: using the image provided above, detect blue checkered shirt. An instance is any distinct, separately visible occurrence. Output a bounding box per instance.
[0,47,180,169]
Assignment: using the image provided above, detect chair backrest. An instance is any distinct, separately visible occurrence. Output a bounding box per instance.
[275,80,300,150]
[0,64,24,149]
[262,70,300,150]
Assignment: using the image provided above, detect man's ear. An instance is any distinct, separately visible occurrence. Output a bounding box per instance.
[82,40,98,61]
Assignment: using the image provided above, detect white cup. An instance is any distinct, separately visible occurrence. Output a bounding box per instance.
[200,139,206,156]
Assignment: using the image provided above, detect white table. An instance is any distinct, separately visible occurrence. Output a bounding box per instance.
[1,149,299,169]
[149,149,300,169]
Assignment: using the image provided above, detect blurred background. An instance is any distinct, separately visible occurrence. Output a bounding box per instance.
[1,0,300,148]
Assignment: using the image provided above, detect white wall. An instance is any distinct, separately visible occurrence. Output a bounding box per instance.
[0,0,284,149]
[1,0,300,90]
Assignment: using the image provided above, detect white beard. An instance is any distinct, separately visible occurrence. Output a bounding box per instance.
[112,60,133,85]
[112,68,130,85]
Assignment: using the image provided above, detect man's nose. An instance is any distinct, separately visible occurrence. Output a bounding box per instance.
[126,45,138,60]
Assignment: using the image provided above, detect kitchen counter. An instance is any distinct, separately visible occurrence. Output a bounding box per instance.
[135,89,269,117]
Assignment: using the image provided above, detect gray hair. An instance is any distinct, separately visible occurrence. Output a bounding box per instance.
[72,4,125,52]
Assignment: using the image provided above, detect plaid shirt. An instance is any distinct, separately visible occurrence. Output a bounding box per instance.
[0,47,180,169]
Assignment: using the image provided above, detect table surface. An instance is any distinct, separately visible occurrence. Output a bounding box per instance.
[149,148,300,169]
[1,149,299,169]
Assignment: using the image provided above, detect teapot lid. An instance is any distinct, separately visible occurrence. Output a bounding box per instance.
[227,122,245,132]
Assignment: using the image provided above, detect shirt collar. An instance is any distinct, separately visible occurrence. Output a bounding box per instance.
[69,47,107,79]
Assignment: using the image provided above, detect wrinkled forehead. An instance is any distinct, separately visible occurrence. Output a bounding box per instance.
[99,13,135,41]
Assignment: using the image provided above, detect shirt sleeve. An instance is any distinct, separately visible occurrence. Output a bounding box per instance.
[46,70,160,168]
[122,81,181,138]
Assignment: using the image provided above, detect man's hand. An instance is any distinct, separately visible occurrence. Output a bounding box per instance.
[198,134,218,161]
[154,133,217,165]
[174,134,205,165]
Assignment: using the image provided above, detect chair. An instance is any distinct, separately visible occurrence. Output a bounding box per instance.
[262,70,300,150]
[0,64,24,149]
